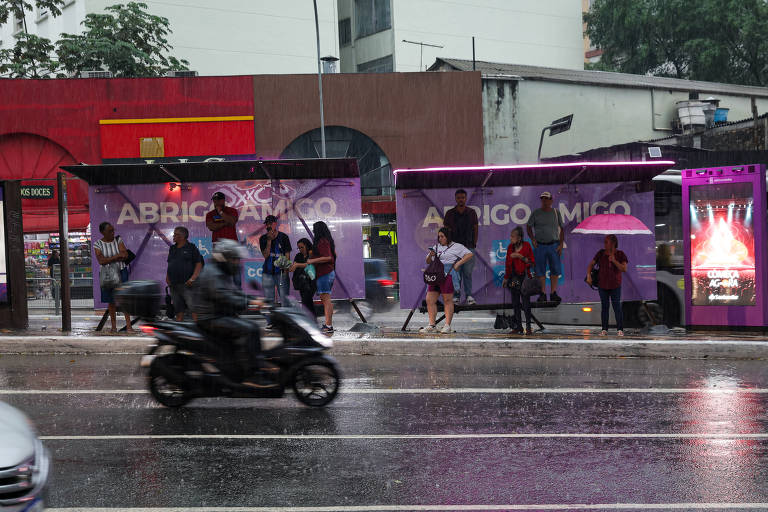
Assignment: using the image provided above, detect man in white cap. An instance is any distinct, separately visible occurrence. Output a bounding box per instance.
[526,191,564,303]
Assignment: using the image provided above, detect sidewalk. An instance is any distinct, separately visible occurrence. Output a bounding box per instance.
[1,313,767,359]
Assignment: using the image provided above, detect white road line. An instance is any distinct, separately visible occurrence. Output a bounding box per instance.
[43,502,768,511]
[38,433,768,440]
[4,387,768,395]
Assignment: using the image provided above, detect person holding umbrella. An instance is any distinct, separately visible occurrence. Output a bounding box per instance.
[586,234,628,336]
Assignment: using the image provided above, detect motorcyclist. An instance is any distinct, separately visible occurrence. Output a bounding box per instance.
[194,239,275,388]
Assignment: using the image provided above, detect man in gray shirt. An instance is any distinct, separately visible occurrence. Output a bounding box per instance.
[526,191,564,303]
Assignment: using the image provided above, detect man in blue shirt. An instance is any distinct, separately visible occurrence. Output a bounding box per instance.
[166,226,204,320]
[259,215,292,327]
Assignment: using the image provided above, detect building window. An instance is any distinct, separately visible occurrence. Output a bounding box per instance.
[12,13,24,34]
[36,6,49,22]
[357,55,393,73]
[339,18,352,47]
[355,0,391,39]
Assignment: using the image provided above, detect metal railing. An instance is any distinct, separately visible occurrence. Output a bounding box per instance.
[26,277,94,312]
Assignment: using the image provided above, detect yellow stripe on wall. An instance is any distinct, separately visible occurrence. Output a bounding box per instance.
[99,116,254,125]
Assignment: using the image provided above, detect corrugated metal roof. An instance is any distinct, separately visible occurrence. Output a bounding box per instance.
[430,58,768,98]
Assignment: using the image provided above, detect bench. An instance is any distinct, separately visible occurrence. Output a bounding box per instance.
[401,299,560,331]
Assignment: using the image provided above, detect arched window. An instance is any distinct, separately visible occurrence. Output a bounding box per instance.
[280,126,393,197]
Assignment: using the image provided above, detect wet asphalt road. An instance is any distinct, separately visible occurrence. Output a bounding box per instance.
[2,354,768,511]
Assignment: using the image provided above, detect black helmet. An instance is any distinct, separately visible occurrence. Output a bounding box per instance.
[212,239,248,275]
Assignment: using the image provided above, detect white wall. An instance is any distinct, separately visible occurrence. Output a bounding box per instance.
[483,78,768,164]
[0,0,85,52]
[393,0,583,72]
[2,0,341,76]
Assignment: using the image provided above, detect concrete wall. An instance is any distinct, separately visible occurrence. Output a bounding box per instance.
[2,0,340,76]
[483,78,768,164]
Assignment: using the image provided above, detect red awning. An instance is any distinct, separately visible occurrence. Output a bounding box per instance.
[21,211,90,233]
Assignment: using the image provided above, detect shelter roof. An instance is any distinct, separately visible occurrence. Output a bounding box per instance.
[430,58,768,98]
[61,158,359,186]
[393,161,676,190]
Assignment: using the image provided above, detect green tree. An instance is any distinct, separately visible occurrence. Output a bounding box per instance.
[584,0,768,86]
[0,0,64,26]
[56,2,189,77]
[0,33,59,78]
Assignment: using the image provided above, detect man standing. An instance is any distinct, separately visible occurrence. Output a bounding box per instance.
[526,191,564,303]
[259,215,292,325]
[166,226,204,321]
[206,191,239,243]
[443,189,478,305]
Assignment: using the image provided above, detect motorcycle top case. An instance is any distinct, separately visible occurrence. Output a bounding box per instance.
[115,280,162,317]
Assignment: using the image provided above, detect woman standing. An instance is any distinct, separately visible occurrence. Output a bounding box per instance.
[290,238,317,317]
[306,222,336,335]
[420,227,474,334]
[93,221,133,333]
[586,234,628,336]
[502,226,535,334]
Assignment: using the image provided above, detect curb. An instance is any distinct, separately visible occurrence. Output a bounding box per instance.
[0,335,766,359]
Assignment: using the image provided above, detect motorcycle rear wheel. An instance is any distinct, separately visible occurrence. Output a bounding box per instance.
[148,355,193,408]
[291,361,340,407]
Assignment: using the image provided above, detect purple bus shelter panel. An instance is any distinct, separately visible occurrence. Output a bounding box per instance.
[395,182,657,309]
[89,178,365,307]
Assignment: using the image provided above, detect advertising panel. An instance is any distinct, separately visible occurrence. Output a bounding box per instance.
[0,185,6,303]
[89,178,365,307]
[396,182,656,308]
[689,182,755,306]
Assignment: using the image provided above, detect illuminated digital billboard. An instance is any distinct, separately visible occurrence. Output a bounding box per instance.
[689,182,755,306]
[0,185,7,303]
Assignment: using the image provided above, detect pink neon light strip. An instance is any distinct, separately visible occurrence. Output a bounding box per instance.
[392,160,676,174]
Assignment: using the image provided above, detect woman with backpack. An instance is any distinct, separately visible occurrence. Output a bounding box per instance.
[586,234,628,336]
[502,226,535,335]
[420,227,474,334]
[290,237,317,317]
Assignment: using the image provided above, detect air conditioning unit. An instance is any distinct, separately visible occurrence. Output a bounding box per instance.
[166,70,198,78]
[80,70,112,78]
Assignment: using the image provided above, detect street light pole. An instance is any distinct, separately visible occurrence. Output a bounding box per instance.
[312,0,326,158]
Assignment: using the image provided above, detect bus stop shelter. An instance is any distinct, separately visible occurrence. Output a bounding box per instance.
[62,158,368,329]
[393,160,676,330]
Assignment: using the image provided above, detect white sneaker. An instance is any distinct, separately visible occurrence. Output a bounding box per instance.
[617,330,625,337]
[466,296,476,305]
[419,325,437,333]
[600,330,608,336]
[452,296,460,304]
[440,324,454,334]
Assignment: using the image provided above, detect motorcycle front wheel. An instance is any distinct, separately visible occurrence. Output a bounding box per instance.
[291,360,340,407]
[148,355,193,408]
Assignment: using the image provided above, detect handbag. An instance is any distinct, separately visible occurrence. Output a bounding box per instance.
[117,236,136,265]
[100,262,121,289]
[586,249,604,290]
[423,241,447,286]
[165,286,175,319]
[494,286,510,329]
[521,275,540,297]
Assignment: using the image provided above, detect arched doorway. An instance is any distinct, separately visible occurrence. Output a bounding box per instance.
[0,133,93,304]
[281,126,399,301]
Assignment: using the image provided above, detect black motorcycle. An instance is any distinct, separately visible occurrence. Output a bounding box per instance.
[116,281,341,408]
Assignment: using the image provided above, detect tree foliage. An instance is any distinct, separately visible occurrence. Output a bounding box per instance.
[0,1,189,78]
[0,33,59,78]
[0,0,63,26]
[584,0,768,86]
[56,2,189,77]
